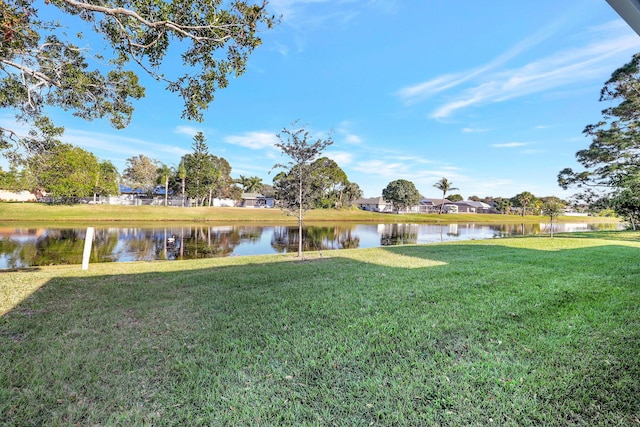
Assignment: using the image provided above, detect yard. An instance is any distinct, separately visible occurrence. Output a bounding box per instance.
[1,232,639,425]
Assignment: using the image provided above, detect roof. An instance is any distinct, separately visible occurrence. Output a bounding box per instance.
[607,0,640,36]
[119,185,169,195]
[241,193,266,199]
[420,198,451,205]
[353,196,389,205]
[452,200,492,209]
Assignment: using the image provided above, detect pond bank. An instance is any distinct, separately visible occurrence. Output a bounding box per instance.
[0,202,618,225]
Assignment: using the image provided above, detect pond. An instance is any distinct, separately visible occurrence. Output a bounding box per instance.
[0,222,622,269]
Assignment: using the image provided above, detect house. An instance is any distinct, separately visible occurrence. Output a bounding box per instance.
[0,190,36,202]
[239,193,274,208]
[449,200,492,213]
[420,198,452,213]
[115,185,170,205]
[353,196,393,212]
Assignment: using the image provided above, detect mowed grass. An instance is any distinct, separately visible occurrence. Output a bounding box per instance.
[1,235,639,426]
[0,201,618,225]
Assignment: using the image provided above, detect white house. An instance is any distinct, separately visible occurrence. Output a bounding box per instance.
[353,196,393,212]
[449,200,492,213]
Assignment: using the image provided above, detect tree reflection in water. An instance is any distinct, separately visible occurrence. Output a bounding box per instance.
[0,222,622,268]
[271,225,360,253]
[18,228,119,266]
[379,224,419,246]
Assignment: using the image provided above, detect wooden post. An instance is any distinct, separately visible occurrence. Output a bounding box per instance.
[82,227,95,270]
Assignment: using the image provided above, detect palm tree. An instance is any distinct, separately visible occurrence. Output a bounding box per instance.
[238,175,263,193]
[514,191,535,216]
[247,176,263,193]
[157,164,174,207]
[433,177,459,214]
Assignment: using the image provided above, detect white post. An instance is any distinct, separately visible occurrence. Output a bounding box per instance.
[82,227,95,270]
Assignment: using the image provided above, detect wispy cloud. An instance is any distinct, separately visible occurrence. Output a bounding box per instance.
[270,0,396,20]
[224,131,278,150]
[174,125,201,137]
[326,150,353,165]
[431,30,640,119]
[492,142,528,148]
[269,0,397,55]
[269,0,365,29]
[396,18,640,120]
[462,127,490,133]
[63,129,190,166]
[344,134,362,144]
[396,13,567,106]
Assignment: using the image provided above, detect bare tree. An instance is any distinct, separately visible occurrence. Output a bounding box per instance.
[272,122,333,258]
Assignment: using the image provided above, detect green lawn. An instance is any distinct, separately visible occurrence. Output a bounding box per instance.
[1,234,639,425]
[0,201,617,225]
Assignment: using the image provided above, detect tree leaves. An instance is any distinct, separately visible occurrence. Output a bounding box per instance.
[1,0,276,161]
[559,53,640,192]
[382,179,420,214]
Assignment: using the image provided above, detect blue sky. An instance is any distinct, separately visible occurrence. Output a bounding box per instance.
[4,0,640,199]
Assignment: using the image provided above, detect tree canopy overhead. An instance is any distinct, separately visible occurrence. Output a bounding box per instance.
[0,0,276,158]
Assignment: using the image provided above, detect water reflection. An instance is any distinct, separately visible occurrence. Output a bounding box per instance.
[380,224,419,245]
[0,222,622,268]
[271,226,361,253]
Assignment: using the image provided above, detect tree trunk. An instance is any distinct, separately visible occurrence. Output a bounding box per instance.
[298,176,303,258]
[181,179,185,207]
[164,178,169,207]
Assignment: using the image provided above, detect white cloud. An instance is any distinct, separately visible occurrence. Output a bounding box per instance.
[174,125,201,137]
[65,129,189,158]
[326,150,353,165]
[396,73,467,105]
[462,127,490,133]
[224,131,278,150]
[353,159,404,177]
[392,155,433,164]
[492,142,528,148]
[272,42,290,56]
[345,134,362,144]
[335,121,364,144]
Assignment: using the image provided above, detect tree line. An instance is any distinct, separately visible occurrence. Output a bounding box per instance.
[380,177,567,217]
[0,128,364,208]
[558,53,640,229]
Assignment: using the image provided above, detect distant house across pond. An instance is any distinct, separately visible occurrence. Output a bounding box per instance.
[449,200,492,213]
[354,196,495,214]
[240,193,275,208]
[353,196,393,213]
